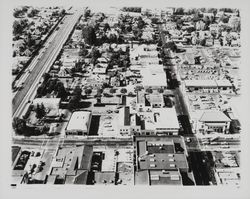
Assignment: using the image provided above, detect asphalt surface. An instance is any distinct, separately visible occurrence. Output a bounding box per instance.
[12,10,83,117]
[189,152,210,185]
[13,137,133,148]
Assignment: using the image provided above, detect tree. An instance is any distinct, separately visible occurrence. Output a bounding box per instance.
[82,26,96,45]
[84,88,92,96]
[84,9,91,19]
[60,9,66,16]
[175,8,184,15]
[137,19,145,29]
[91,48,101,64]
[43,73,51,82]
[134,85,143,92]
[13,20,23,35]
[120,88,127,94]
[126,25,132,32]
[36,103,46,119]
[27,8,39,18]
[103,23,110,32]
[13,8,23,18]
[68,96,79,110]
[157,88,164,93]
[109,88,116,94]
[12,117,27,135]
[73,86,82,99]
[56,82,68,99]
[26,33,35,47]
[79,47,88,57]
[151,18,159,24]
[146,88,153,94]
[97,88,103,95]
[163,41,178,52]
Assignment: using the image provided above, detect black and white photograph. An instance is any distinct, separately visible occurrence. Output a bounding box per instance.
[0,0,250,198]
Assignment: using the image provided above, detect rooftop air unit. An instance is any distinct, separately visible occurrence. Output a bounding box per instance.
[170,164,176,168]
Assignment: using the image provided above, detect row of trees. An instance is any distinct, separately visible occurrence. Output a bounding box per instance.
[37,74,68,99]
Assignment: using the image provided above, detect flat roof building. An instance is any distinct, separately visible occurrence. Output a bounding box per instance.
[65,111,92,136]
[141,66,167,89]
[134,136,192,186]
[140,107,180,136]
[184,79,233,92]
[48,145,93,184]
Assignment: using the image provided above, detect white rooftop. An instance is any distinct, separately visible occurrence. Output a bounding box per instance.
[66,111,91,132]
[199,110,231,122]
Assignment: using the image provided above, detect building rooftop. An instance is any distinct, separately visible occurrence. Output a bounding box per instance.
[141,66,167,87]
[50,145,93,178]
[94,172,116,185]
[135,170,149,185]
[154,108,179,129]
[65,170,88,184]
[184,80,217,87]
[184,79,233,88]
[199,110,231,122]
[141,108,179,131]
[66,111,92,132]
[101,96,121,104]
[149,170,182,185]
[93,67,107,74]
[118,106,130,126]
[216,79,232,87]
[137,91,145,104]
[137,139,188,171]
[148,93,164,104]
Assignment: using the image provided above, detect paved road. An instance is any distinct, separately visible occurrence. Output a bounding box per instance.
[12,10,83,118]
[13,137,133,148]
[189,152,211,185]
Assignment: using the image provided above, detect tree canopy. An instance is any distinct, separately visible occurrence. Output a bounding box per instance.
[82,26,96,45]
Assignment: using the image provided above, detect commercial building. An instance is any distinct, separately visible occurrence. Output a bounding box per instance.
[184,79,233,93]
[212,151,240,186]
[118,106,179,136]
[197,110,231,134]
[65,111,92,136]
[118,106,141,136]
[141,66,167,89]
[147,93,165,108]
[48,145,93,184]
[140,107,180,136]
[134,137,191,185]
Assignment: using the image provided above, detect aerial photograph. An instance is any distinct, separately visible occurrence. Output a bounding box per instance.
[11,5,241,187]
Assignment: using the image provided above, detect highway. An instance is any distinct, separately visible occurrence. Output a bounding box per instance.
[12,137,133,148]
[12,10,83,118]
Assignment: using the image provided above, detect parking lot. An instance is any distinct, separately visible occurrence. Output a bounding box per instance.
[187,93,221,111]
[97,114,120,137]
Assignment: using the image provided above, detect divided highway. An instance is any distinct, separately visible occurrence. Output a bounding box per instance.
[12,10,83,118]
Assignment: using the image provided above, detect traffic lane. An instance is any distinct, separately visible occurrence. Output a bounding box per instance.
[183,136,200,151]
[174,88,190,116]
[189,152,210,185]
[178,115,193,135]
